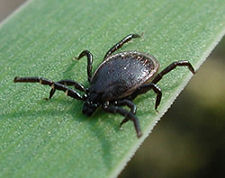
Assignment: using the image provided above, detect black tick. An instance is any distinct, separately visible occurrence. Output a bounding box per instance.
[14,34,195,137]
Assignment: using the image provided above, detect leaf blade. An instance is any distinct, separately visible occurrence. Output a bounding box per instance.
[0,0,225,177]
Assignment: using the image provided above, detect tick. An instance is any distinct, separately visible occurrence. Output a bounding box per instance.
[14,34,195,137]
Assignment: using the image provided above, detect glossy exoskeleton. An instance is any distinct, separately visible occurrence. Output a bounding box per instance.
[14,34,195,137]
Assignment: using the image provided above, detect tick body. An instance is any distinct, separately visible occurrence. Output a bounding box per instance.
[14,34,195,137]
[90,52,159,101]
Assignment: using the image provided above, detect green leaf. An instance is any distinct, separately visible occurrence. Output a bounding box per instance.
[0,0,225,177]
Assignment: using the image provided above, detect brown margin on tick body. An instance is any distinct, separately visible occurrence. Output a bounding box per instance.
[14,34,195,138]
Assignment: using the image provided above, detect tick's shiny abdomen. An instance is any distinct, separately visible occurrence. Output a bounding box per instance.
[90,51,159,101]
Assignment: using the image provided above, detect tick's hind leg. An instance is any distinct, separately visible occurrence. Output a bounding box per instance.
[48,79,86,99]
[104,34,141,60]
[128,61,195,110]
[103,103,142,137]
[152,60,195,84]
[129,83,162,110]
[114,99,137,127]
[14,77,85,101]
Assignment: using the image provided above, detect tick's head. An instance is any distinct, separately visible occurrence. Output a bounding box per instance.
[82,101,99,116]
[82,92,100,116]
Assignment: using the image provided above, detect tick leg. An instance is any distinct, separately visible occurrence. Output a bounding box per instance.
[14,77,85,101]
[152,60,195,84]
[48,79,86,99]
[115,99,137,127]
[104,34,141,60]
[75,50,93,82]
[103,103,142,137]
[129,83,162,110]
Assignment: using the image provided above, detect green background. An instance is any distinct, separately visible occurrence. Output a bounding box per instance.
[0,0,225,177]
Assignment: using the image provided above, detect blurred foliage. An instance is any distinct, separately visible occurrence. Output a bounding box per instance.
[0,0,26,22]
[120,37,225,178]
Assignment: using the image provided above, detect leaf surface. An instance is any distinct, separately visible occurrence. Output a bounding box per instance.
[0,0,225,177]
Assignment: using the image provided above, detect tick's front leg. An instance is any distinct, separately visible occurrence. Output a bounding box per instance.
[48,79,86,99]
[14,77,85,101]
